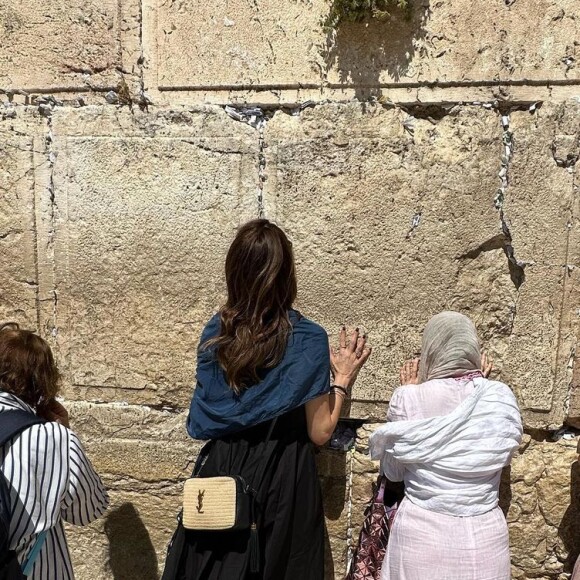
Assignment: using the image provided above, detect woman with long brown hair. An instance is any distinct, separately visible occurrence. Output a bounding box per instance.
[163,219,370,580]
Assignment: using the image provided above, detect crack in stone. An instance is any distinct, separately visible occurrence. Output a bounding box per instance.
[458,234,507,260]
[62,64,110,75]
[183,140,244,156]
[257,120,266,218]
[222,105,268,217]
[400,103,455,122]
[0,229,24,240]
[143,401,185,414]
[344,451,355,576]
[45,115,59,339]
[494,111,527,290]
[500,215,526,290]
[136,0,151,111]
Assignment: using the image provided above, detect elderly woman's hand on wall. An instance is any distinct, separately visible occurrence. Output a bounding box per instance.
[400,358,420,385]
[481,353,493,378]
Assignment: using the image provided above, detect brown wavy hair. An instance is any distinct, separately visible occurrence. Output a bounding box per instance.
[207,219,298,393]
[0,322,61,409]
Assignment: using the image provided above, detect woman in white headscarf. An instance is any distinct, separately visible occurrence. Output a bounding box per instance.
[369,311,522,580]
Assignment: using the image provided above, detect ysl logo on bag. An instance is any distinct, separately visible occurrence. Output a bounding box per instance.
[197,490,205,514]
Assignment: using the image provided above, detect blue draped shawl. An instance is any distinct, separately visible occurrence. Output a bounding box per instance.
[187,310,331,440]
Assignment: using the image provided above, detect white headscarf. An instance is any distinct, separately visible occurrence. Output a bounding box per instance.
[418,311,481,383]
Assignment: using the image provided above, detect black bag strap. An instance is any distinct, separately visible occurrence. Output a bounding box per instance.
[247,416,279,494]
[0,410,45,448]
[193,416,279,494]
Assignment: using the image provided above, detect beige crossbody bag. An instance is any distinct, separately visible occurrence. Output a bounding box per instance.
[181,418,279,572]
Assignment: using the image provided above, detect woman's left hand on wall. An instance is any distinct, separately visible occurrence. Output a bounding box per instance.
[330,327,372,388]
[400,358,420,385]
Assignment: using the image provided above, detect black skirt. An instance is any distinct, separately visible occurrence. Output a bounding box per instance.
[165,406,325,580]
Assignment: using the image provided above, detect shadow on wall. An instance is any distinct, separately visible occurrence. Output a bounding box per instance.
[498,465,512,517]
[105,503,159,580]
[319,450,348,579]
[324,0,431,100]
[560,461,580,573]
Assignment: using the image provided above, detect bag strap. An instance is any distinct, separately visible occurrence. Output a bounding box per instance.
[193,417,280,491]
[247,416,279,494]
[21,530,48,575]
[0,410,45,448]
[0,410,48,575]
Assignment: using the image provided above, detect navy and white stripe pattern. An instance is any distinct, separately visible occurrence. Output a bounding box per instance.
[0,392,109,579]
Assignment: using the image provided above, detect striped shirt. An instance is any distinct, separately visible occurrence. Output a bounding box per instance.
[0,392,109,579]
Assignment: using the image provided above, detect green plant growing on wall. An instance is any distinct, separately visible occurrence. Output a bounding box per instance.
[324,0,410,29]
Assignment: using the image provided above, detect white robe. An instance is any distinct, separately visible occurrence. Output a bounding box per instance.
[369,378,522,517]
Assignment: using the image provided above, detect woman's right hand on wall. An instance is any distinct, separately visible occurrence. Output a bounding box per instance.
[330,327,371,388]
[481,352,493,378]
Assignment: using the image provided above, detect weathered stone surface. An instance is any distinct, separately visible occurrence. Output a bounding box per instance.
[263,100,579,429]
[67,484,182,580]
[327,0,579,88]
[144,0,578,104]
[68,404,198,482]
[42,107,259,407]
[0,110,45,329]
[148,0,327,91]
[501,102,579,428]
[508,436,580,577]
[0,0,140,94]
[263,102,505,414]
[65,403,195,579]
[0,4,578,574]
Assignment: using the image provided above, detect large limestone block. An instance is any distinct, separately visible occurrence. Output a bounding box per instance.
[509,436,580,577]
[65,403,196,578]
[43,107,260,407]
[67,402,199,482]
[501,102,579,428]
[264,101,577,428]
[148,0,328,91]
[67,401,191,443]
[0,110,46,329]
[144,0,577,103]
[263,102,517,417]
[327,0,579,88]
[0,0,140,93]
[506,103,578,267]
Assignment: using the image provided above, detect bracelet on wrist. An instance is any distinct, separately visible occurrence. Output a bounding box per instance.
[331,384,349,398]
[330,388,346,400]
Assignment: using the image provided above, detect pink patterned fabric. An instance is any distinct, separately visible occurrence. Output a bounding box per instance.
[453,370,483,381]
[347,477,404,580]
[346,478,390,580]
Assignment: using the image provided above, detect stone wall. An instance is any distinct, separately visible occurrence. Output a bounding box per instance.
[0,0,579,578]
